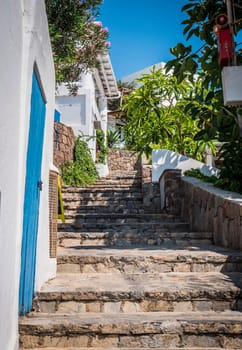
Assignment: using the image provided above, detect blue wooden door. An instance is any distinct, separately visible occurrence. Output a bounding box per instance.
[19,71,46,315]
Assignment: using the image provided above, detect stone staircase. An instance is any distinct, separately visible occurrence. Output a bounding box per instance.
[19,167,242,349]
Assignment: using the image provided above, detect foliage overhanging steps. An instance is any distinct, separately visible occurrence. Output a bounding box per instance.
[19,164,242,349]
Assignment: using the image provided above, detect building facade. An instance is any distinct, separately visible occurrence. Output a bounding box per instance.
[0,1,55,349]
[56,53,119,174]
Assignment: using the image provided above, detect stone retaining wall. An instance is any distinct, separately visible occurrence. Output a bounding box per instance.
[108,150,141,173]
[107,150,161,212]
[160,170,242,250]
[142,165,161,213]
[53,122,75,168]
[159,169,182,216]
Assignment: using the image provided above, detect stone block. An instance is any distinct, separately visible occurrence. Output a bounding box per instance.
[57,301,80,313]
[91,335,119,347]
[173,301,193,312]
[183,334,220,347]
[39,301,56,313]
[193,300,213,311]
[122,301,139,313]
[173,263,191,272]
[140,300,172,312]
[58,263,80,273]
[86,302,101,312]
[103,302,122,313]
[119,334,180,348]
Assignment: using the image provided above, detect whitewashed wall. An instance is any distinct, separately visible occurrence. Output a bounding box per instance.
[0,1,55,349]
[56,72,108,163]
[152,149,220,182]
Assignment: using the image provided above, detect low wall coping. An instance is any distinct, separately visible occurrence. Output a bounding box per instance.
[182,175,242,206]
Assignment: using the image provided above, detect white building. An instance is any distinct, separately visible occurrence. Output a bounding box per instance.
[0,2,56,349]
[56,53,119,171]
[122,62,166,87]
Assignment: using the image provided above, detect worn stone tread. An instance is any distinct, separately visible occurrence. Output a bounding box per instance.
[57,243,242,261]
[22,347,231,350]
[61,213,180,220]
[19,311,242,334]
[56,244,242,274]
[58,230,209,238]
[37,272,242,301]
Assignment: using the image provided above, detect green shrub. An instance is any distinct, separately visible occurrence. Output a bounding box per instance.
[96,129,107,164]
[184,139,242,195]
[107,129,122,148]
[215,139,242,194]
[61,136,98,186]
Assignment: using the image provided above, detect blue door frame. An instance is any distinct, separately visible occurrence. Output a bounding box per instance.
[19,71,46,315]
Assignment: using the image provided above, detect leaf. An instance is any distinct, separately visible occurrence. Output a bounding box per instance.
[194,129,207,141]
[186,26,200,40]
[182,3,198,12]
[183,22,193,35]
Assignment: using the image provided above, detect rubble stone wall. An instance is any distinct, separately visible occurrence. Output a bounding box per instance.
[107,150,161,213]
[160,170,242,250]
[142,165,161,213]
[107,150,141,173]
[181,177,242,250]
[53,122,75,168]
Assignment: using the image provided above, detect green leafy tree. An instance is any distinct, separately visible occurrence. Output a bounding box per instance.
[166,0,242,192]
[123,68,209,159]
[165,0,242,142]
[45,0,109,90]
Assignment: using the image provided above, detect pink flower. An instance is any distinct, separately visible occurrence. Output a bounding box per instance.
[102,27,109,33]
[94,21,102,27]
[105,41,111,48]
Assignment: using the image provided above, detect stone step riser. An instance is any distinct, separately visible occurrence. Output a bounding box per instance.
[34,297,242,314]
[63,209,147,216]
[18,348,234,350]
[58,230,212,248]
[62,186,142,192]
[62,182,142,191]
[58,220,189,228]
[19,348,234,350]
[63,195,143,202]
[63,202,144,210]
[63,196,143,202]
[62,189,142,197]
[57,258,242,274]
[18,318,242,349]
[19,334,242,349]
[58,237,213,248]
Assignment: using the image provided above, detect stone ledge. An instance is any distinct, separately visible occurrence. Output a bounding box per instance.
[183,176,242,206]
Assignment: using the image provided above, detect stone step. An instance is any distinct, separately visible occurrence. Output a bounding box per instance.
[63,195,143,202]
[63,193,143,202]
[62,184,142,190]
[19,311,242,348]
[58,230,212,248]
[33,272,242,314]
[57,244,242,274]
[64,207,146,216]
[63,199,144,211]
[62,186,142,195]
[58,214,189,228]
[61,179,142,191]
[20,348,233,350]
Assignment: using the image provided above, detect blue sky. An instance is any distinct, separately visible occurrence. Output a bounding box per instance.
[99,0,195,79]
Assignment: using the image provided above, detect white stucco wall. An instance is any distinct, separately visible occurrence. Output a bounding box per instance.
[0,1,55,349]
[152,149,220,183]
[56,72,108,162]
